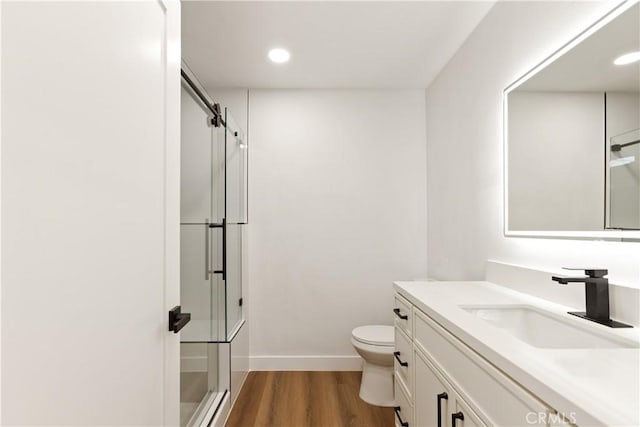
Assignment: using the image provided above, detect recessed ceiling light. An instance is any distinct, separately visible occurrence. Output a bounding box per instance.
[613,51,640,65]
[268,48,290,64]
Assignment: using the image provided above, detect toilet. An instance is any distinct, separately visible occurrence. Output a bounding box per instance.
[351,325,395,407]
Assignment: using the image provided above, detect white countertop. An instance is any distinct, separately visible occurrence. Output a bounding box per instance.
[394,280,640,427]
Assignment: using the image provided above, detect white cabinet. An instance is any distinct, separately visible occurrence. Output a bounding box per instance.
[395,326,414,398]
[414,350,485,427]
[414,350,450,427]
[414,309,550,426]
[395,292,554,427]
[452,391,485,427]
[394,293,414,337]
[395,378,414,427]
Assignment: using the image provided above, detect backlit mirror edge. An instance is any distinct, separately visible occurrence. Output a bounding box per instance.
[502,0,640,242]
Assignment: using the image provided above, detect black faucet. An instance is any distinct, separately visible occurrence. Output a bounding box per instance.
[551,268,632,328]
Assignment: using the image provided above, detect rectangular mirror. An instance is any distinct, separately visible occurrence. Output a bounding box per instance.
[504,1,640,239]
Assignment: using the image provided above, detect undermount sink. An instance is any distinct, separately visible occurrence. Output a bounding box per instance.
[460,305,639,349]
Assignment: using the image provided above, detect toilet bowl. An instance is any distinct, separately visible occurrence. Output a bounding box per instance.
[351,325,395,407]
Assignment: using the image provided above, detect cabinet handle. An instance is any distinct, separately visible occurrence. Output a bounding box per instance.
[437,392,448,427]
[394,406,409,427]
[393,308,408,320]
[451,411,464,426]
[393,351,408,367]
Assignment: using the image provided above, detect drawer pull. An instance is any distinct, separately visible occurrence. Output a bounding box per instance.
[451,411,464,426]
[393,351,408,367]
[393,308,408,320]
[437,392,448,427]
[394,406,409,427]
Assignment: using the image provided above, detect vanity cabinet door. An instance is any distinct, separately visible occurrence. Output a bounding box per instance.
[415,349,487,427]
[415,350,450,427]
[451,396,485,427]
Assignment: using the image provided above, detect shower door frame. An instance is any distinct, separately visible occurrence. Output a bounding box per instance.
[179,65,246,427]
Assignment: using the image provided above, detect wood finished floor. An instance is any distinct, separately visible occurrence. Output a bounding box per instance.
[226,371,393,427]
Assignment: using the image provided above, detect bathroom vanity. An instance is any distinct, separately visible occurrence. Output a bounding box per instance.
[392,279,640,427]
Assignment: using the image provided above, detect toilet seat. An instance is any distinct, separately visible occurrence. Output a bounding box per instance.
[351,325,394,347]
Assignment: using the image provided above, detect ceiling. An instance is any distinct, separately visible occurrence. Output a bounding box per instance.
[518,2,639,93]
[181,1,495,89]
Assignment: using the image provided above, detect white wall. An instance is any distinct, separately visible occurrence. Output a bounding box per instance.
[508,91,604,231]
[247,90,428,369]
[0,1,4,420]
[426,1,640,287]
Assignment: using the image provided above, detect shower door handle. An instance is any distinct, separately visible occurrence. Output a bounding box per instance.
[209,218,226,281]
[205,220,210,279]
[222,218,226,280]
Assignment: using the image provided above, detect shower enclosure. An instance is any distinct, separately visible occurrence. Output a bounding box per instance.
[179,69,248,426]
[608,129,640,230]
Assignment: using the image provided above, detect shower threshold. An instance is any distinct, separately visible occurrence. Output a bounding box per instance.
[184,389,227,427]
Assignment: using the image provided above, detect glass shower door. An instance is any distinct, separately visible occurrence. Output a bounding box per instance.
[180,83,226,427]
[180,95,246,343]
[223,109,247,337]
[225,109,248,224]
[179,75,248,425]
[179,81,249,426]
[608,128,640,229]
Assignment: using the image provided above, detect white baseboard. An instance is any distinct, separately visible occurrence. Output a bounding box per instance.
[250,355,362,371]
[181,356,207,373]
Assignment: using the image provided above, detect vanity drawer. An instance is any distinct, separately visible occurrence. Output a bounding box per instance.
[393,293,413,337]
[394,377,414,427]
[414,309,550,427]
[394,327,413,398]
